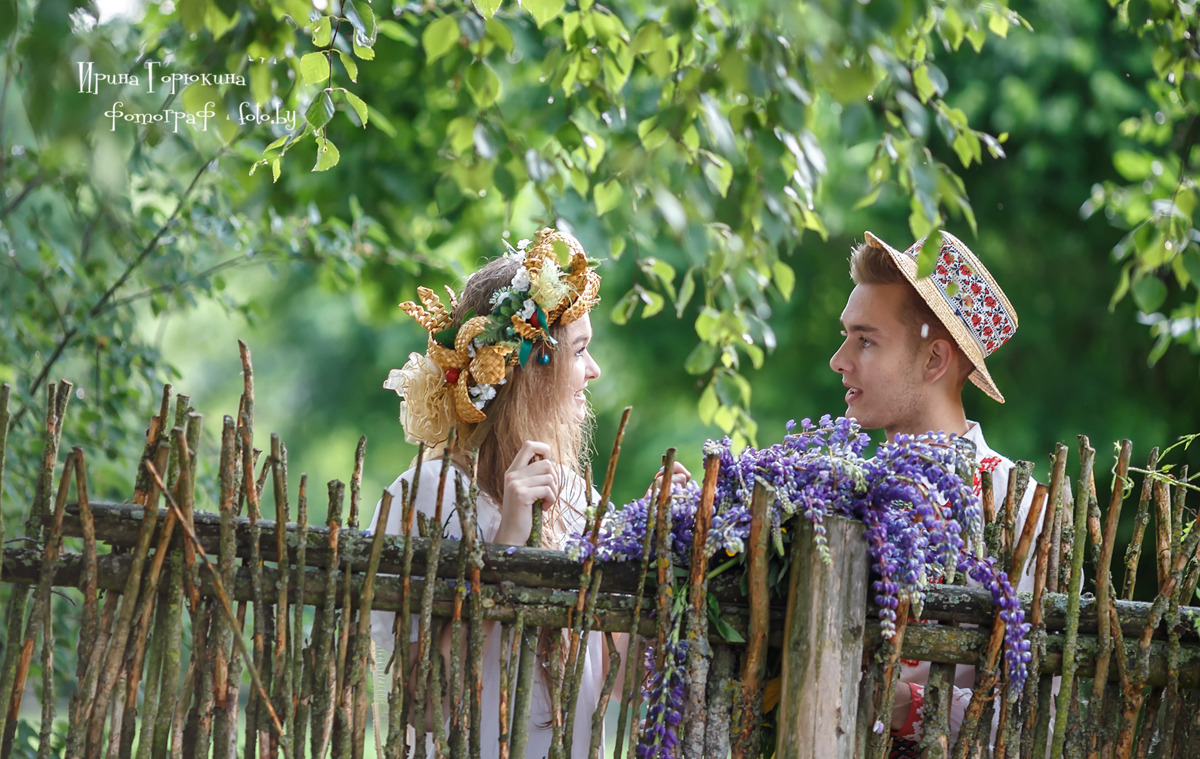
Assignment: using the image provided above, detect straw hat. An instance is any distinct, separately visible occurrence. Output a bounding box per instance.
[863,230,1018,403]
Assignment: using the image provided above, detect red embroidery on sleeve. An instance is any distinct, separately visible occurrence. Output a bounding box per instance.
[973,455,1002,495]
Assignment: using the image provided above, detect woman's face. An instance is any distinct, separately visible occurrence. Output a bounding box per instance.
[560,313,601,424]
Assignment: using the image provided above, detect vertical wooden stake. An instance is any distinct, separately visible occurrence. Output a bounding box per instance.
[732,482,771,758]
[775,514,868,759]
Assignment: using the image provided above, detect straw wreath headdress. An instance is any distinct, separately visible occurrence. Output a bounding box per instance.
[384,228,601,446]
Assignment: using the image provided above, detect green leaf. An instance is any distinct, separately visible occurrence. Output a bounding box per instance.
[601,48,631,91]
[708,595,745,642]
[1182,252,1200,293]
[701,151,733,198]
[641,291,665,318]
[353,38,376,60]
[246,57,277,102]
[854,184,882,211]
[610,289,640,325]
[312,15,332,47]
[631,21,662,55]
[313,137,340,171]
[377,20,418,45]
[181,83,221,119]
[1113,150,1153,181]
[473,0,502,19]
[368,103,398,137]
[642,257,676,300]
[742,342,764,369]
[684,342,717,375]
[695,308,721,342]
[913,65,935,103]
[1110,264,1131,311]
[338,51,359,82]
[1170,253,1191,289]
[772,261,795,300]
[486,18,515,52]
[179,84,234,141]
[637,117,668,151]
[305,91,335,130]
[1149,329,1172,365]
[465,61,502,107]
[675,269,696,317]
[179,0,207,34]
[580,131,605,172]
[987,11,1009,39]
[568,167,588,197]
[1132,274,1167,313]
[300,52,329,85]
[212,0,236,23]
[916,231,943,278]
[941,6,964,49]
[343,0,376,42]
[343,90,368,126]
[594,178,623,216]
[446,117,475,153]
[423,15,459,63]
[965,24,988,52]
[908,198,937,244]
[698,383,719,425]
[522,0,564,28]
[271,157,282,182]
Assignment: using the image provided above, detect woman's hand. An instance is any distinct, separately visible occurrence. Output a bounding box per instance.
[493,440,558,546]
[646,461,691,498]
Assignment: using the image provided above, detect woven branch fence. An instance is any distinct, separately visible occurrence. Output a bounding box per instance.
[0,350,1199,759]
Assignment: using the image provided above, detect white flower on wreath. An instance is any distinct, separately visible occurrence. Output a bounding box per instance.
[504,239,530,262]
[510,266,531,292]
[490,288,513,310]
[518,298,537,321]
[384,352,453,447]
[469,383,497,411]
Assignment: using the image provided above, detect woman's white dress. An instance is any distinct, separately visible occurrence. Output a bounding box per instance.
[367,459,606,759]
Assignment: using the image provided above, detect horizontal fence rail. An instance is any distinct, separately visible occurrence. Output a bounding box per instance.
[1,366,1199,758]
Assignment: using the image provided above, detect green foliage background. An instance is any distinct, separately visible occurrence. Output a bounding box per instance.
[1,0,1198,542]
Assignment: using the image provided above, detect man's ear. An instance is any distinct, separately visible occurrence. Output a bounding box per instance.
[923,338,956,384]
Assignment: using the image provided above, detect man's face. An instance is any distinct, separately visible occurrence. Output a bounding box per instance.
[829,283,927,439]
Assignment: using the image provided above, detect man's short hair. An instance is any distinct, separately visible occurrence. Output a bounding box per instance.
[849,240,953,346]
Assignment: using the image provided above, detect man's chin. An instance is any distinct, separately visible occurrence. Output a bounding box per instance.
[845,408,877,430]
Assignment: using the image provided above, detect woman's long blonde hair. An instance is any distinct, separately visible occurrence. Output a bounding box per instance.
[449,254,593,549]
[448,252,596,707]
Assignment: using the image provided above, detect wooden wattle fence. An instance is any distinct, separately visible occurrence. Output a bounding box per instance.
[0,350,1199,758]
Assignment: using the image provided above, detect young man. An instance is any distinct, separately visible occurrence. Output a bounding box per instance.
[829,230,1045,754]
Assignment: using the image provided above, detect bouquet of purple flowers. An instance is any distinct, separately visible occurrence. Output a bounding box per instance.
[568,415,1031,758]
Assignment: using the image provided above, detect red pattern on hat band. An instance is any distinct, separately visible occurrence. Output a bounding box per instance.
[902,238,1015,356]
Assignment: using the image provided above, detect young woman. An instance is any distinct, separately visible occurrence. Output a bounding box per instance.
[368,228,609,758]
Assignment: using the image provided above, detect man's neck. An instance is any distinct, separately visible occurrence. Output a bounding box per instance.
[884,402,968,443]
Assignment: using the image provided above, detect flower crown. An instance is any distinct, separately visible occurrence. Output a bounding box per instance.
[384,228,601,446]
